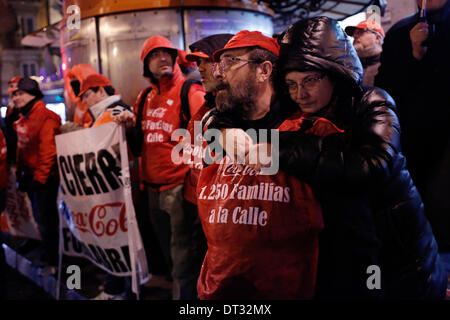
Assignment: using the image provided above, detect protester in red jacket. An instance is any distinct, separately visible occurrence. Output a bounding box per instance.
[167,33,235,294]
[197,30,323,299]
[183,33,234,205]
[12,77,61,276]
[117,35,205,299]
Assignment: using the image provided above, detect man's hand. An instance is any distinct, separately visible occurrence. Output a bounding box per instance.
[410,22,429,60]
[60,121,84,134]
[114,110,135,128]
[220,129,273,171]
[244,143,272,172]
[221,128,253,163]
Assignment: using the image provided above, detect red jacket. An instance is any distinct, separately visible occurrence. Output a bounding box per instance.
[64,64,96,126]
[196,112,342,300]
[183,103,210,204]
[14,100,61,184]
[135,63,205,191]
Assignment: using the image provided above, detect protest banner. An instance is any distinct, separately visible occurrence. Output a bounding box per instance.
[0,166,41,240]
[55,122,149,297]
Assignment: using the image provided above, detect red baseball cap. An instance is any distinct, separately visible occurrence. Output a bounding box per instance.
[78,74,111,97]
[345,20,385,38]
[8,76,22,95]
[212,30,280,62]
[186,48,210,62]
[8,76,22,84]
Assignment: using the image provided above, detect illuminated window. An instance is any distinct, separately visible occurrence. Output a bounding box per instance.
[21,62,38,77]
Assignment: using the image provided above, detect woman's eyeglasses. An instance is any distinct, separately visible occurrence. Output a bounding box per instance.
[286,74,326,92]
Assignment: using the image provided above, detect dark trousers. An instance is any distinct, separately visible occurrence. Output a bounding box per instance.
[28,177,59,266]
[147,185,207,300]
[134,188,169,275]
[104,274,130,296]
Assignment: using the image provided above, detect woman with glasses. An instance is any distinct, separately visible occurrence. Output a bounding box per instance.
[275,17,447,299]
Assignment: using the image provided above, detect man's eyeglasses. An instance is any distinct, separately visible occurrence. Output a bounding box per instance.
[352,28,379,38]
[286,74,326,92]
[216,56,262,72]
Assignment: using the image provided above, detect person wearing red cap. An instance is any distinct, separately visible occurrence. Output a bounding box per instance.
[345,20,385,86]
[197,30,322,299]
[68,73,133,300]
[11,77,61,277]
[176,49,200,81]
[78,73,132,128]
[168,33,235,297]
[116,35,205,300]
[183,33,234,207]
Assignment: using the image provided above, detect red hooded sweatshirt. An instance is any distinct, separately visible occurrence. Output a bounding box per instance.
[65,63,97,126]
[135,36,205,191]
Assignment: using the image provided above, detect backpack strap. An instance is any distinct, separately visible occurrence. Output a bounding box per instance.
[179,79,202,129]
[127,87,152,157]
[136,87,153,129]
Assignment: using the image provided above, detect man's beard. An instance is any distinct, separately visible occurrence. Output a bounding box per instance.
[215,76,258,119]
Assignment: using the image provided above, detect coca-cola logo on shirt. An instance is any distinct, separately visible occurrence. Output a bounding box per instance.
[71,202,127,237]
[221,164,259,177]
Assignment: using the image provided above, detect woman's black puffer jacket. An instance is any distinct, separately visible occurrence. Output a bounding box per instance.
[277,17,447,299]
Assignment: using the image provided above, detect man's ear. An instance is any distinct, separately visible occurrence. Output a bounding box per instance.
[376,34,383,45]
[256,61,273,83]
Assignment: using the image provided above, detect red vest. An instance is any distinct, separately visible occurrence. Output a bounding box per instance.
[196,112,343,299]
[136,66,204,191]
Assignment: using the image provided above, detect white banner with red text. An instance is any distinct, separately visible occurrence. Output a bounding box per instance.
[55,122,149,295]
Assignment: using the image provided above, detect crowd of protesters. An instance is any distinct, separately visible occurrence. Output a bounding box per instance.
[0,0,449,300]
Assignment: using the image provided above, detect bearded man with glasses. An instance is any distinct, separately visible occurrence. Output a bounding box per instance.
[197,30,325,300]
